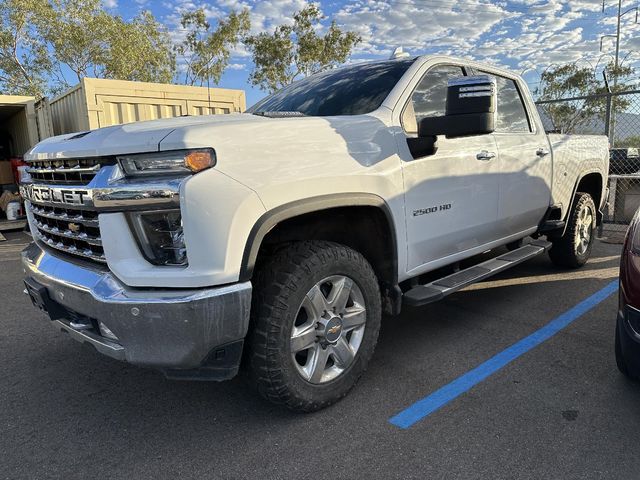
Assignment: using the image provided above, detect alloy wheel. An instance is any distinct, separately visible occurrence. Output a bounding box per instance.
[290,275,367,384]
[574,203,594,256]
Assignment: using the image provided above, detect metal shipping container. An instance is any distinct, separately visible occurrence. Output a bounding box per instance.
[47,77,246,136]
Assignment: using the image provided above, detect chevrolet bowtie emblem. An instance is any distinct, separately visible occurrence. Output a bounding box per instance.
[68,222,81,233]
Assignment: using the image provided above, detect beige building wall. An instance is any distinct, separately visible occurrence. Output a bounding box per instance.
[49,78,246,135]
[49,84,89,135]
[34,99,54,140]
[0,80,246,155]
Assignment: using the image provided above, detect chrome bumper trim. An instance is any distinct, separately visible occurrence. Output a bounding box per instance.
[22,242,252,369]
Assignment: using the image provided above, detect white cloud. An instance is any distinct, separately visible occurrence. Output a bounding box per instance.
[227,62,246,70]
[334,0,515,55]
[159,0,639,90]
[328,0,636,85]
[103,0,118,8]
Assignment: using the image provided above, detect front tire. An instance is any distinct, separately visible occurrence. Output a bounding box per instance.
[247,241,381,412]
[548,192,596,268]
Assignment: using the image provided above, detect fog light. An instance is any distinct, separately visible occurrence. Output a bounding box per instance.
[99,322,119,341]
[128,209,187,266]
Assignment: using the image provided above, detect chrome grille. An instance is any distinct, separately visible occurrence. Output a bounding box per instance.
[27,158,105,185]
[29,203,105,263]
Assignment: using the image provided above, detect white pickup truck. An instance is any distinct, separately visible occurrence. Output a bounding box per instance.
[20,55,609,411]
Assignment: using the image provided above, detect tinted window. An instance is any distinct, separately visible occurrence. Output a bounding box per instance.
[410,65,464,123]
[247,58,416,116]
[492,75,530,133]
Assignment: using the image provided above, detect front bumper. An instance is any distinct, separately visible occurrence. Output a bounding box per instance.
[21,242,252,380]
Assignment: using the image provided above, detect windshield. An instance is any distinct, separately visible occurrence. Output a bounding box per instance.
[247,58,416,117]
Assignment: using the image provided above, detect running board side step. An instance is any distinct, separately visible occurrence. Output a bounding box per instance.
[403,239,552,307]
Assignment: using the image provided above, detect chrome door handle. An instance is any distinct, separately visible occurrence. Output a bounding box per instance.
[536,147,550,157]
[476,151,496,161]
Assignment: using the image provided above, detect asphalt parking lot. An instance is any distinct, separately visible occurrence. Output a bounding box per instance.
[2,231,639,480]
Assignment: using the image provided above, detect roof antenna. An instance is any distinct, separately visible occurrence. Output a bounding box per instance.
[390,46,410,59]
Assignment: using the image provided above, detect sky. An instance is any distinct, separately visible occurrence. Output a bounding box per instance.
[101,0,640,108]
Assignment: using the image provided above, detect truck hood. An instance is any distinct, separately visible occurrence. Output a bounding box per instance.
[25,112,394,193]
[25,113,267,160]
[158,112,394,186]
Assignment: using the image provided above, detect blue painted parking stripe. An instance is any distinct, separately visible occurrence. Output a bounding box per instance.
[389,280,619,429]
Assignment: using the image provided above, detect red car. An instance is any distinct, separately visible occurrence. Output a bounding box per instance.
[616,210,640,379]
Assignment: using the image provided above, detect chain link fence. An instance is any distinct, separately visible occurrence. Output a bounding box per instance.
[536,89,640,243]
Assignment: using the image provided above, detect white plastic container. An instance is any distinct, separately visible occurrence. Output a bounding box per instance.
[17,165,30,183]
[6,200,22,220]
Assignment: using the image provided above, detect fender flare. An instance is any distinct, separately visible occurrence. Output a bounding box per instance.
[560,170,605,236]
[239,193,399,283]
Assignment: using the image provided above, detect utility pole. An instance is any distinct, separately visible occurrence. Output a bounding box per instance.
[601,0,638,145]
[615,0,622,79]
[612,0,622,146]
[603,0,635,72]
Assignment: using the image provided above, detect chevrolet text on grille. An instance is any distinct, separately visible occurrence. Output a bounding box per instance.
[22,185,91,207]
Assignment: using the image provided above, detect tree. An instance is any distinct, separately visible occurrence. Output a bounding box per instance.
[0,0,52,97]
[41,0,175,91]
[101,11,175,84]
[176,8,250,86]
[244,4,361,93]
[40,0,110,90]
[537,62,633,134]
[0,0,176,96]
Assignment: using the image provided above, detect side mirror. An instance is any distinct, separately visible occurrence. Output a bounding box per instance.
[419,75,496,139]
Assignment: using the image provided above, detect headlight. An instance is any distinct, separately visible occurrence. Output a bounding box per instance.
[117,149,215,177]
[128,209,187,266]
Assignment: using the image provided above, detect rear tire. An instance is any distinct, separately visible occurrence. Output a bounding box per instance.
[247,241,381,412]
[548,192,596,268]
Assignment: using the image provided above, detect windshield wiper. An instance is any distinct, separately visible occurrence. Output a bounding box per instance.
[251,111,306,118]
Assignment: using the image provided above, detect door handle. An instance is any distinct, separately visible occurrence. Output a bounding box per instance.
[476,151,496,161]
[536,147,550,157]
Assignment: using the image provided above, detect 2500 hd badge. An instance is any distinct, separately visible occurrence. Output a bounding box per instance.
[413,203,452,216]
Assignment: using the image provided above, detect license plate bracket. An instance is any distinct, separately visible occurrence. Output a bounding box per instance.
[24,277,66,320]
